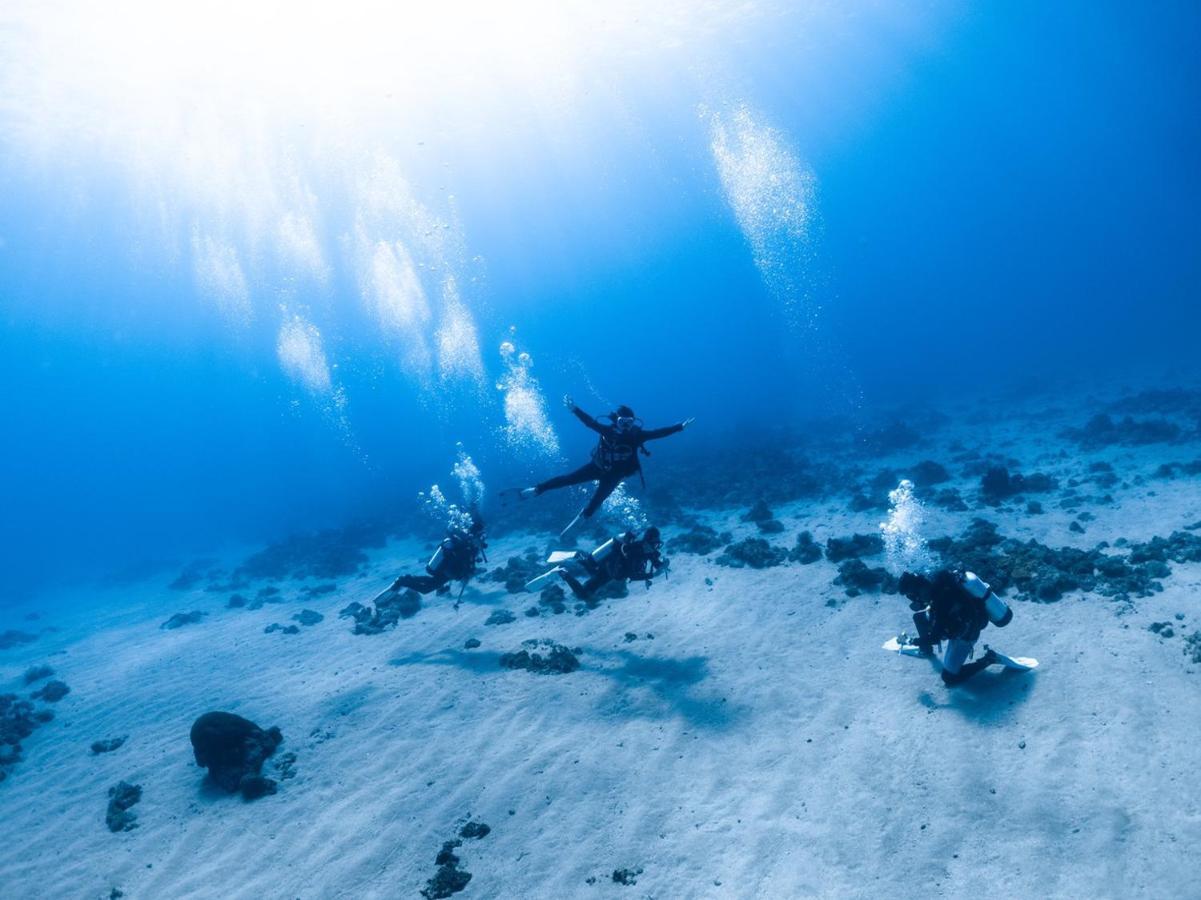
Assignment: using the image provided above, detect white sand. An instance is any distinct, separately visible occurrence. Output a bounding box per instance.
[2,404,1201,899]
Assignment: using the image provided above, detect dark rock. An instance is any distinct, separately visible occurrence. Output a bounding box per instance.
[500,640,580,675]
[488,549,545,594]
[464,638,481,649]
[930,518,1171,603]
[341,589,422,635]
[303,583,338,596]
[849,493,879,512]
[0,693,45,779]
[825,534,884,562]
[1184,631,1201,664]
[234,522,388,582]
[264,624,300,635]
[91,737,126,755]
[238,775,278,800]
[931,488,969,511]
[906,460,951,485]
[485,609,516,626]
[787,532,822,565]
[667,524,732,556]
[227,594,247,608]
[105,781,142,832]
[1026,501,1044,515]
[189,711,283,799]
[539,583,568,615]
[980,468,1058,504]
[32,680,70,702]
[273,751,297,780]
[291,609,324,627]
[1064,414,1182,449]
[716,537,788,569]
[459,821,491,839]
[1149,622,1175,638]
[0,630,37,650]
[160,611,206,630]
[422,825,488,900]
[168,559,221,591]
[834,560,899,597]
[1069,521,1085,534]
[613,867,643,886]
[741,500,775,523]
[757,519,786,534]
[22,665,54,685]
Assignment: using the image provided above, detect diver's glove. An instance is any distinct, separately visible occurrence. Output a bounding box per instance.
[680,417,696,429]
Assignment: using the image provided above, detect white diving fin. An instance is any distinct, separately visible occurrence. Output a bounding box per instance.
[524,566,564,593]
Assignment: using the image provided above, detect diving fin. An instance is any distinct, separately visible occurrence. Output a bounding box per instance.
[547,550,583,565]
[524,566,564,593]
[559,511,583,541]
[371,582,399,606]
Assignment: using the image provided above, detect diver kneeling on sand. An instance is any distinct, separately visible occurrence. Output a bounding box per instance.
[508,395,693,539]
[893,569,1027,686]
[528,527,668,600]
[385,506,487,600]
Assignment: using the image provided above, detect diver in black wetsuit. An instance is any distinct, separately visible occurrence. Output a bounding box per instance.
[899,569,1013,686]
[556,527,668,600]
[516,396,694,536]
[388,508,487,597]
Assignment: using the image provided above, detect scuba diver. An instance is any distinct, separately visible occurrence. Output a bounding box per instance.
[897,568,1014,686]
[513,395,694,538]
[528,527,668,600]
[382,507,488,601]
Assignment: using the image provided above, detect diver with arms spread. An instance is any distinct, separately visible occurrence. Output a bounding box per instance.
[511,395,694,538]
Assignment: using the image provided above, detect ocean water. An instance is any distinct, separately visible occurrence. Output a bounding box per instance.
[2,1,1195,597]
[2,3,1201,897]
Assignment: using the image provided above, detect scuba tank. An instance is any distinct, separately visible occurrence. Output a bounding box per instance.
[961,571,1013,627]
[591,537,620,564]
[426,543,446,576]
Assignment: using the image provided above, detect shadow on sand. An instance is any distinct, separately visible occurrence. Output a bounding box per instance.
[918,666,1038,724]
[389,645,743,730]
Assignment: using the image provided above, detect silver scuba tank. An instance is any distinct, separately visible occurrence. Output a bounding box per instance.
[426,543,446,576]
[591,538,617,563]
[962,571,1013,627]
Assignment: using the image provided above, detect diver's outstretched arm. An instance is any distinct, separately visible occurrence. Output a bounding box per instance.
[641,418,693,441]
[570,404,607,434]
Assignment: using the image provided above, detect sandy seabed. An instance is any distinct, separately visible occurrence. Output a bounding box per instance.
[2,390,1201,900]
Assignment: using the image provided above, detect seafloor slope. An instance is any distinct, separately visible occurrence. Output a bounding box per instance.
[2,386,1200,899]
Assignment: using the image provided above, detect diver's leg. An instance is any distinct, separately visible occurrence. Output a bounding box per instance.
[911,611,936,654]
[393,574,443,595]
[582,474,623,518]
[557,570,591,599]
[940,640,997,687]
[536,462,602,495]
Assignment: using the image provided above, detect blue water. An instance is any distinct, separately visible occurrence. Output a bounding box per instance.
[1,1,1198,597]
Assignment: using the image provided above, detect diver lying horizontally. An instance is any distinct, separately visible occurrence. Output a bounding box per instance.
[381,507,488,602]
[527,527,668,600]
[511,395,693,538]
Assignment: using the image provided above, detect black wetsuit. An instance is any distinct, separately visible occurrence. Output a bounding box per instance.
[905,570,994,686]
[535,407,685,517]
[394,527,486,595]
[559,533,666,599]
